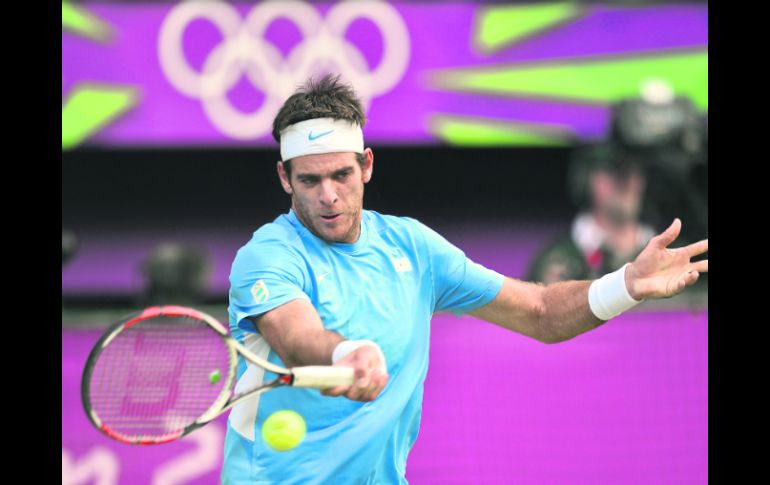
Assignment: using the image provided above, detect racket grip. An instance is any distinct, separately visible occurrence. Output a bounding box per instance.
[291,366,355,388]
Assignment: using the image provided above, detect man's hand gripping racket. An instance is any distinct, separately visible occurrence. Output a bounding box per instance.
[81,305,354,445]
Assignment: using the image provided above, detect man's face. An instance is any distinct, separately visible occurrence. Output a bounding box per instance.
[277,149,373,243]
[590,168,646,225]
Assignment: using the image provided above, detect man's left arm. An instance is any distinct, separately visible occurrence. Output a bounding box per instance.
[470,219,708,343]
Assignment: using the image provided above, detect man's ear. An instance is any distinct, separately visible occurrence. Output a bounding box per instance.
[277,161,293,194]
[362,148,374,184]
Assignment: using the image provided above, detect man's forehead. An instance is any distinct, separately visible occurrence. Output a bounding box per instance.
[290,152,359,176]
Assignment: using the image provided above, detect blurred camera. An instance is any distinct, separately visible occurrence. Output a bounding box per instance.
[610,80,707,176]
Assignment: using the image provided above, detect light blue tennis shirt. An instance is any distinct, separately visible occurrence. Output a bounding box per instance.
[223,209,504,484]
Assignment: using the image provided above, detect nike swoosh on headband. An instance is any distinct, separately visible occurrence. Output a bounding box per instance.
[308,129,334,141]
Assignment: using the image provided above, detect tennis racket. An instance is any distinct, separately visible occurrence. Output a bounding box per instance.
[81,305,354,445]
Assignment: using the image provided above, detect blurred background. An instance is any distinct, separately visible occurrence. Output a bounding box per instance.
[62,0,707,483]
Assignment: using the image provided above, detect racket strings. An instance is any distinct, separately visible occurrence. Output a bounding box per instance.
[88,315,232,439]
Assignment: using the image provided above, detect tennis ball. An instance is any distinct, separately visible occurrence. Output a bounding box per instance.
[261,410,306,452]
[209,370,221,384]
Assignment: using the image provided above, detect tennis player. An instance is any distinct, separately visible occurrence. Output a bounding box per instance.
[222,75,708,484]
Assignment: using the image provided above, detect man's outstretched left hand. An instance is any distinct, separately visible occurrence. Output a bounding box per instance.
[626,218,708,300]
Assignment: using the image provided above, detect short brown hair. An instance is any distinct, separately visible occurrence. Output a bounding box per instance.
[272,74,366,143]
[273,74,367,176]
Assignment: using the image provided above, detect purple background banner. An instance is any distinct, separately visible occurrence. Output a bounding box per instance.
[63,309,707,484]
[62,2,707,147]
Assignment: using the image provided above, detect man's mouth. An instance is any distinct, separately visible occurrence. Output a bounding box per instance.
[320,214,342,222]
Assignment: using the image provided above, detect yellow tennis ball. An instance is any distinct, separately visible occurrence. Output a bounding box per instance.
[261,410,306,452]
[209,369,221,384]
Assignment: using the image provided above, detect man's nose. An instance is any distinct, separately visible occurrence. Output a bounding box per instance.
[319,180,338,205]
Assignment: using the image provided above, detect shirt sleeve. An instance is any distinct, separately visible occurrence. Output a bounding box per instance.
[410,219,505,316]
[228,241,311,334]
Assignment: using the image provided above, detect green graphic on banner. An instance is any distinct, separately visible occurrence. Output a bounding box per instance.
[62,2,139,150]
[430,116,571,147]
[62,85,139,150]
[61,1,113,43]
[475,2,583,54]
[431,50,708,110]
[427,5,707,147]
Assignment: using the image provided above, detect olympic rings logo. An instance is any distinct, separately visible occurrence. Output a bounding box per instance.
[158,0,410,140]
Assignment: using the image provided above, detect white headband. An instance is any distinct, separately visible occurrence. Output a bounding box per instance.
[280,118,364,161]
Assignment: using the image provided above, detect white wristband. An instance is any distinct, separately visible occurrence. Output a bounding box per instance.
[588,264,642,321]
[332,339,387,373]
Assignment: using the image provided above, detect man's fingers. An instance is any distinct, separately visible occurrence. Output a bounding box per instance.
[354,366,370,390]
[684,239,708,258]
[677,270,700,291]
[691,259,708,273]
[363,386,379,401]
[655,218,681,248]
[339,370,389,402]
[373,373,389,398]
[668,269,701,296]
[362,372,389,401]
[379,372,389,389]
[345,385,368,401]
[321,385,348,397]
[356,369,383,401]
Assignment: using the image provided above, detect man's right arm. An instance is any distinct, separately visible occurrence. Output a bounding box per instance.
[249,298,342,367]
[249,298,388,401]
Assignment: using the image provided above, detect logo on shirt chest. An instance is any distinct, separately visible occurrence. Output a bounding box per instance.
[316,271,331,283]
[391,256,412,273]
